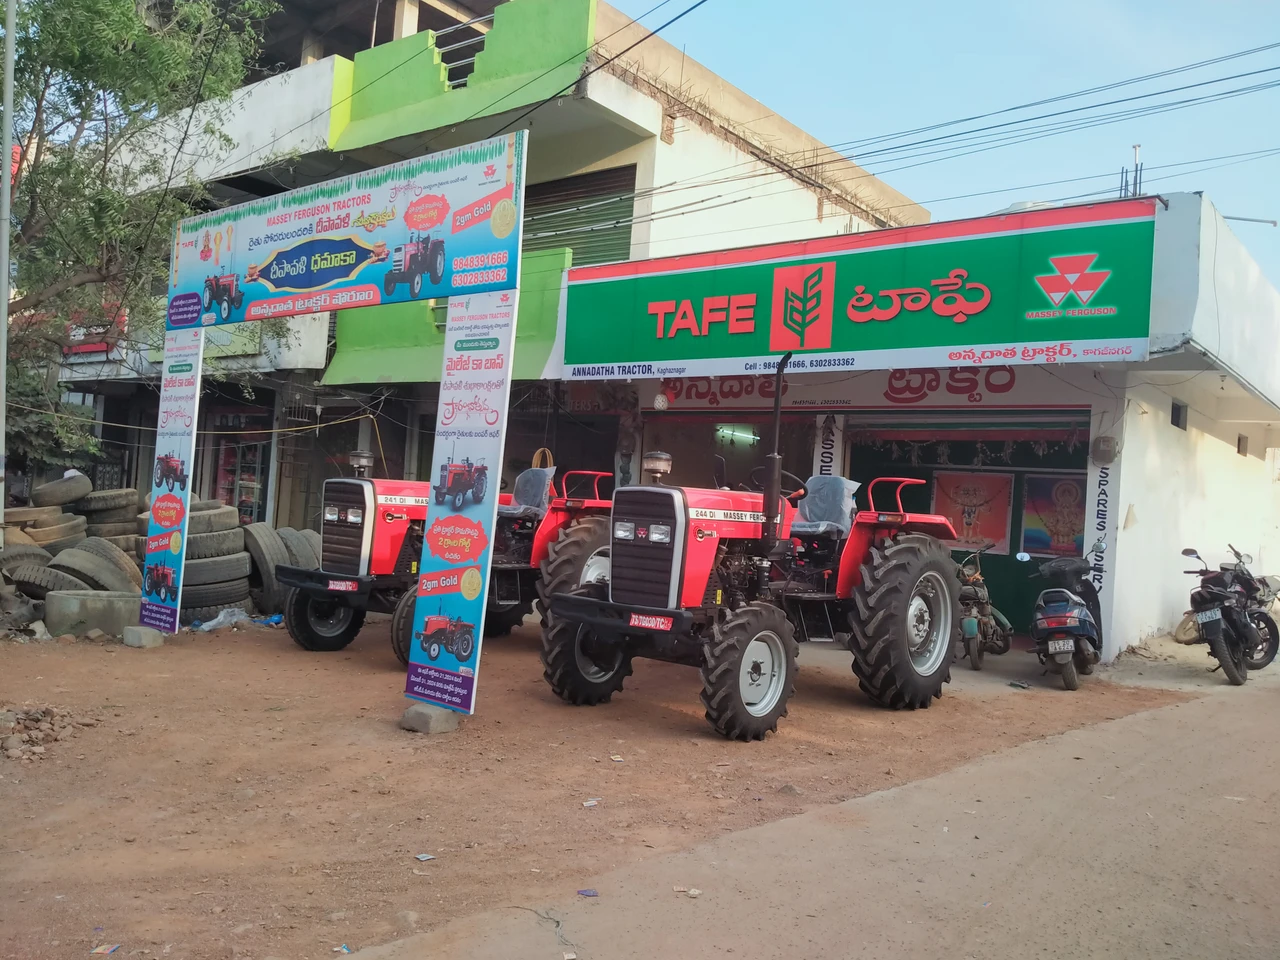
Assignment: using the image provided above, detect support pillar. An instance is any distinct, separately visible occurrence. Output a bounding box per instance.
[300,30,323,65]
[392,0,419,41]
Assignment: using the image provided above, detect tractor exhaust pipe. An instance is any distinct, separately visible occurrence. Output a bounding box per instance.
[759,351,791,564]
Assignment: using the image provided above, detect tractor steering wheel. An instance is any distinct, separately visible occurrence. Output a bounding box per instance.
[748,466,808,504]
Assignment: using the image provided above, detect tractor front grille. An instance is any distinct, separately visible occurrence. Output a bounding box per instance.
[610,487,682,609]
[321,479,373,576]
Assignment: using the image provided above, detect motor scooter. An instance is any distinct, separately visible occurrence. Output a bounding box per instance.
[1015,540,1105,691]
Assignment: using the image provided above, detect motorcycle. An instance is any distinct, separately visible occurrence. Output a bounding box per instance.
[1015,541,1105,691]
[957,543,1014,671]
[1181,545,1275,679]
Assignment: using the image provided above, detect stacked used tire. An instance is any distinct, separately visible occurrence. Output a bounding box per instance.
[135,500,257,625]
[8,473,95,555]
[72,488,143,554]
[5,534,141,603]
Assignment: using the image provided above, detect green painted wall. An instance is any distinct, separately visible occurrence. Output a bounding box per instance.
[322,247,572,385]
[331,0,596,152]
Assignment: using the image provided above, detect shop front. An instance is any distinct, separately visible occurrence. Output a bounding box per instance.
[557,198,1164,656]
[556,192,1280,658]
[637,365,1109,641]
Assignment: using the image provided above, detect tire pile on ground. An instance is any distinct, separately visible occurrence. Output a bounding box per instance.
[1,478,146,617]
[132,504,320,625]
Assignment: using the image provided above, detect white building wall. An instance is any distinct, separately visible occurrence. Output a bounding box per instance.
[639,121,870,260]
[1110,380,1280,646]
[120,57,340,190]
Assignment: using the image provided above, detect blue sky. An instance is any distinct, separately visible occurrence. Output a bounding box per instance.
[610,0,1280,285]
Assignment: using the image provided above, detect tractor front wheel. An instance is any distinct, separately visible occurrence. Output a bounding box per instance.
[284,587,366,652]
[536,514,611,628]
[153,461,163,485]
[848,533,960,709]
[384,274,397,296]
[410,270,423,299]
[700,602,797,741]
[540,582,632,706]
[219,296,231,322]
[451,490,465,511]
[434,490,446,505]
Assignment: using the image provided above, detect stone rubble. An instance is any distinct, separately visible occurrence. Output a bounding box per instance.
[0,702,98,763]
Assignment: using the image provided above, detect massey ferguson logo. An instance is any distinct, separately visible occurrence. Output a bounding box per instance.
[1035,255,1112,306]
[770,262,835,351]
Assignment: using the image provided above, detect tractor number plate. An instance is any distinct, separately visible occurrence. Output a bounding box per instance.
[1194,608,1222,623]
[629,613,673,632]
[1047,638,1075,654]
[328,580,359,593]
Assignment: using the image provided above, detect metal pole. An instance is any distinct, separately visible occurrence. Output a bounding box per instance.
[0,0,17,550]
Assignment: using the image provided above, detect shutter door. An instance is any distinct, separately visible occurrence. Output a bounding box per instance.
[523,166,637,267]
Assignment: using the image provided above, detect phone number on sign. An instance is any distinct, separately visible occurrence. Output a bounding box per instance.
[452,267,509,288]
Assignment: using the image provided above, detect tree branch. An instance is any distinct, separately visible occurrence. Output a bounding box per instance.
[8,266,112,315]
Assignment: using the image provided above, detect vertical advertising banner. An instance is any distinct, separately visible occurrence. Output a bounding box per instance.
[139,329,206,632]
[405,290,520,714]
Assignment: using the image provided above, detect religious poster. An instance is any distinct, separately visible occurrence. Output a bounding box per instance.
[931,472,1014,555]
[1021,475,1087,557]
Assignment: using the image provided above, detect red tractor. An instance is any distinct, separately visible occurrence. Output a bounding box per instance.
[382,231,445,299]
[144,561,178,602]
[275,468,612,663]
[433,454,488,511]
[417,614,475,662]
[543,353,962,741]
[203,273,244,322]
[154,452,189,492]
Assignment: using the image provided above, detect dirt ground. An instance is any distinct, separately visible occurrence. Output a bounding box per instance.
[0,621,1185,960]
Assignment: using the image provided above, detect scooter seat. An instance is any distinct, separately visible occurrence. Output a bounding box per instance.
[1036,588,1084,609]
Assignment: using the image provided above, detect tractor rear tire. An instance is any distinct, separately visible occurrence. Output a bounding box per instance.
[535,514,611,628]
[848,533,960,710]
[484,604,529,637]
[391,590,415,668]
[540,583,632,706]
[700,602,797,741]
[283,586,366,652]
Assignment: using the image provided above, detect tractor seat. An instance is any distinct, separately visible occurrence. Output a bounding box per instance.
[496,467,557,520]
[790,475,860,539]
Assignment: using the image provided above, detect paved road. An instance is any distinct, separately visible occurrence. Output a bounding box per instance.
[358,650,1280,960]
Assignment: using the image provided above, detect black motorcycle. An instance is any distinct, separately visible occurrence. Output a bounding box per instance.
[957,543,1014,670]
[1181,546,1267,684]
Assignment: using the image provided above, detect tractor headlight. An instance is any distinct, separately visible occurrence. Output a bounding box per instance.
[346,507,363,524]
[613,521,635,540]
[649,524,672,543]
[324,506,339,522]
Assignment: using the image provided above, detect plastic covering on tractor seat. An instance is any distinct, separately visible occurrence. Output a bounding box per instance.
[790,476,860,538]
[496,467,558,520]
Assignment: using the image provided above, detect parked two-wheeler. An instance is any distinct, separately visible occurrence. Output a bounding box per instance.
[956,543,1014,670]
[1182,545,1275,679]
[1016,541,1105,691]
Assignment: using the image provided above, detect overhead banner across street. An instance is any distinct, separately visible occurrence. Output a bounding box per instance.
[165,132,527,328]
[562,199,1156,379]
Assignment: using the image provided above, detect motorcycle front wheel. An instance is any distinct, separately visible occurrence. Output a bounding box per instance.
[1208,627,1248,685]
[1246,610,1278,670]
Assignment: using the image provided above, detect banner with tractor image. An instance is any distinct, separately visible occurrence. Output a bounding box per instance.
[405,289,521,715]
[140,329,206,633]
[165,131,527,329]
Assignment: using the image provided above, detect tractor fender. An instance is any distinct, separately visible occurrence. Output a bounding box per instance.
[529,502,610,570]
[835,524,877,596]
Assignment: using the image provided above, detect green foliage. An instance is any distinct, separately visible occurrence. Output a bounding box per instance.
[6,365,99,470]
[4,0,279,464]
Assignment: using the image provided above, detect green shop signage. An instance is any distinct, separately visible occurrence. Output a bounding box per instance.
[562,199,1156,379]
